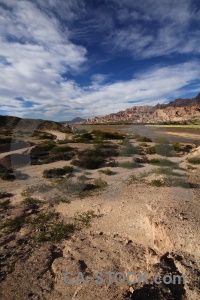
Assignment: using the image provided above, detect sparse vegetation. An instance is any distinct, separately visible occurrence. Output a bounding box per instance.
[99,168,113,175]
[79,178,107,198]
[150,179,166,187]
[31,212,75,243]
[148,158,179,167]
[21,184,53,197]
[22,197,42,209]
[153,167,182,176]
[136,136,152,142]
[74,210,96,229]
[120,139,140,156]
[0,199,11,210]
[119,160,141,169]
[53,197,71,204]
[1,216,28,232]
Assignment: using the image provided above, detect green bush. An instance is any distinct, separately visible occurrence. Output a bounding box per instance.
[43,166,74,178]
[71,156,105,169]
[146,146,156,154]
[188,157,200,164]
[51,145,74,154]
[92,130,124,140]
[120,139,140,156]
[173,142,182,152]
[155,144,177,157]
[95,144,119,157]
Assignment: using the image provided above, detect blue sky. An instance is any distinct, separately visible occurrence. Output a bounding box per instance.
[0,0,200,121]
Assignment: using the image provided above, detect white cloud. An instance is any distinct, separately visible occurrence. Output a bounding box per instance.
[107,0,200,58]
[0,0,200,120]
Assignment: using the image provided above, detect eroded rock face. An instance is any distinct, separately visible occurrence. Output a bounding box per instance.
[86,94,200,124]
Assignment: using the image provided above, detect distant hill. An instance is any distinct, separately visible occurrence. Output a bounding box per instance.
[86,93,200,124]
[60,117,86,124]
[0,115,72,133]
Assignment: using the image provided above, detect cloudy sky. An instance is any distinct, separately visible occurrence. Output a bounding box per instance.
[0,0,200,121]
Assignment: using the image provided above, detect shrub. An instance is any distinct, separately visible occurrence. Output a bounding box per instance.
[0,192,12,199]
[38,141,56,151]
[140,142,148,147]
[120,140,140,156]
[79,178,107,198]
[150,179,165,187]
[107,160,118,167]
[148,158,179,167]
[99,169,113,175]
[71,148,106,169]
[173,142,182,152]
[119,160,141,169]
[0,165,7,174]
[136,136,152,142]
[0,200,10,210]
[188,157,200,164]
[1,170,15,180]
[43,166,74,178]
[22,197,41,209]
[146,146,156,154]
[92,130,124,140]
[95,144,119,157]
[71,156,105,169]
[51,145,74,154]
[155,144,177,157]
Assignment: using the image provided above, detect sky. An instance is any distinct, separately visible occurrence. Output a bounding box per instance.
[0,0,200,121]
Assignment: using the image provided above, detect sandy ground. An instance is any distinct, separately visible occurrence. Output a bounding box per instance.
[0,139,200,300]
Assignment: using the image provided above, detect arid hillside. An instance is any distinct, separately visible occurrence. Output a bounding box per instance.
[86,93,200,124]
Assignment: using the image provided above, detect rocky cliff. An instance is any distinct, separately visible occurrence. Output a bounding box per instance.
[86,93,200,124]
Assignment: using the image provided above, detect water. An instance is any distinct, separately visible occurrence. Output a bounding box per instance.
[122,125,200,144]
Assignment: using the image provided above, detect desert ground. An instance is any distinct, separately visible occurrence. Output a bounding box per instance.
[0,125,199,300]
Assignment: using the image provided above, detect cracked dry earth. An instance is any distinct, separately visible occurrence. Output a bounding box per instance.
[0,147,200,300]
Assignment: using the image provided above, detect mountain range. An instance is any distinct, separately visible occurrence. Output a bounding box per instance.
[86,93,200,124]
